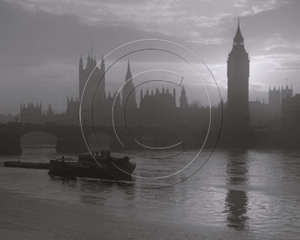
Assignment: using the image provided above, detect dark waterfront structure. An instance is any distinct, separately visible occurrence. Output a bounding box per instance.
[79,52,105,102]
[218,20,251,148]
[0,123,86,155]
[19,50,210,131]
[6,20,300,154]
[122,60,137,109]
[219,21,300,149]
[226,20,249,129]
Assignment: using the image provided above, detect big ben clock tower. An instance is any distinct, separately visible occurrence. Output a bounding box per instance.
[227,20,250,129]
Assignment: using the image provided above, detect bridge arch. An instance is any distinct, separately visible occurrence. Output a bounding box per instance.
[0,123,192,155]
[0,124,88,155]
[20,131,57,149]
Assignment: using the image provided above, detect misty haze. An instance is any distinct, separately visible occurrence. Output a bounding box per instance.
[0,1,300,240]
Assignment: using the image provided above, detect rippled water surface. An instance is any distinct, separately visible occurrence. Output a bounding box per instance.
[0,147,300,239]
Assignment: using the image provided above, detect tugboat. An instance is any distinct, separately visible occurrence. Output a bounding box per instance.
[48,151,135,181]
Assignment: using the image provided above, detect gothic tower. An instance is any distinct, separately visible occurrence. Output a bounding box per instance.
[281,84,293,103]
[79,51,106,103]
[269,86,281,115]
[180,85,188,108]
[227,20,250,128]
[122,60,137,109]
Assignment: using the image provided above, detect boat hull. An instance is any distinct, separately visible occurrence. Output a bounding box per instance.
[48,159,135,181]
[4,161,50,170]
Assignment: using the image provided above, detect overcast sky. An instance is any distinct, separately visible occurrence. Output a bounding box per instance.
[1,0,300,114]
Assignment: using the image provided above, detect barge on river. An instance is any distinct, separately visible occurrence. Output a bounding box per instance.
[4,161,50,169]
[48,151,135,181]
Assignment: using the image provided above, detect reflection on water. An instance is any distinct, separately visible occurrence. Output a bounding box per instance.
[1,148,300,239]
[225,190,248,230]
[49,176,137,204]
[225,150,249,231]
[79,179,136,196]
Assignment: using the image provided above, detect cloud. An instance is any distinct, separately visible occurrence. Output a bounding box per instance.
[250,81,269,92]
[187,31,224,45]
[262,33,300,55]
[273,57,300,72]
[0,0,254,46]
[5,0,287,51]
[238,0,283,16]
[234,0,247,8]
[1,0,300,114]
[6,0,185,35]
[252,32,300,72]
[186,13,231,28]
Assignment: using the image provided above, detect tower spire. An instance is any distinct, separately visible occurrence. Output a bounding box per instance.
[91,38,93,58]
[122,58,137,108]
[79,54,83,69]
[126,59,132,82]
[101,54,105,70]
[127,59,131,72]
[227,20,249,129]
[234,18,244,45]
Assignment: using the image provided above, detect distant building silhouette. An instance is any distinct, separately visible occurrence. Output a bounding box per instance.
[140,87,176,110]
[180,85,188,108]
[249,99,271,129]
[122,60,137,109]
[248,84,293,129]
[15,22,300,149]
[79,53,105,102]
[20,103,42,124]
[227,20,250,128]
[65,97,80,125]
[281,93,300,132]
[281,84,293,103]
[20,103,69,124]
[269,86,281,116]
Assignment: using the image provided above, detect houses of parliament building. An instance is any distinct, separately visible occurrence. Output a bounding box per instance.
[20,51,194,128]
[19,21,300,148]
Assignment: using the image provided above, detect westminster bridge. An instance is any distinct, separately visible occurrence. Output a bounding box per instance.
[0,122,216,155]
[2,122,290,155]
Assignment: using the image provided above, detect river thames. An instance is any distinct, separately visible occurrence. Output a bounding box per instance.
[0,147,299,239]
